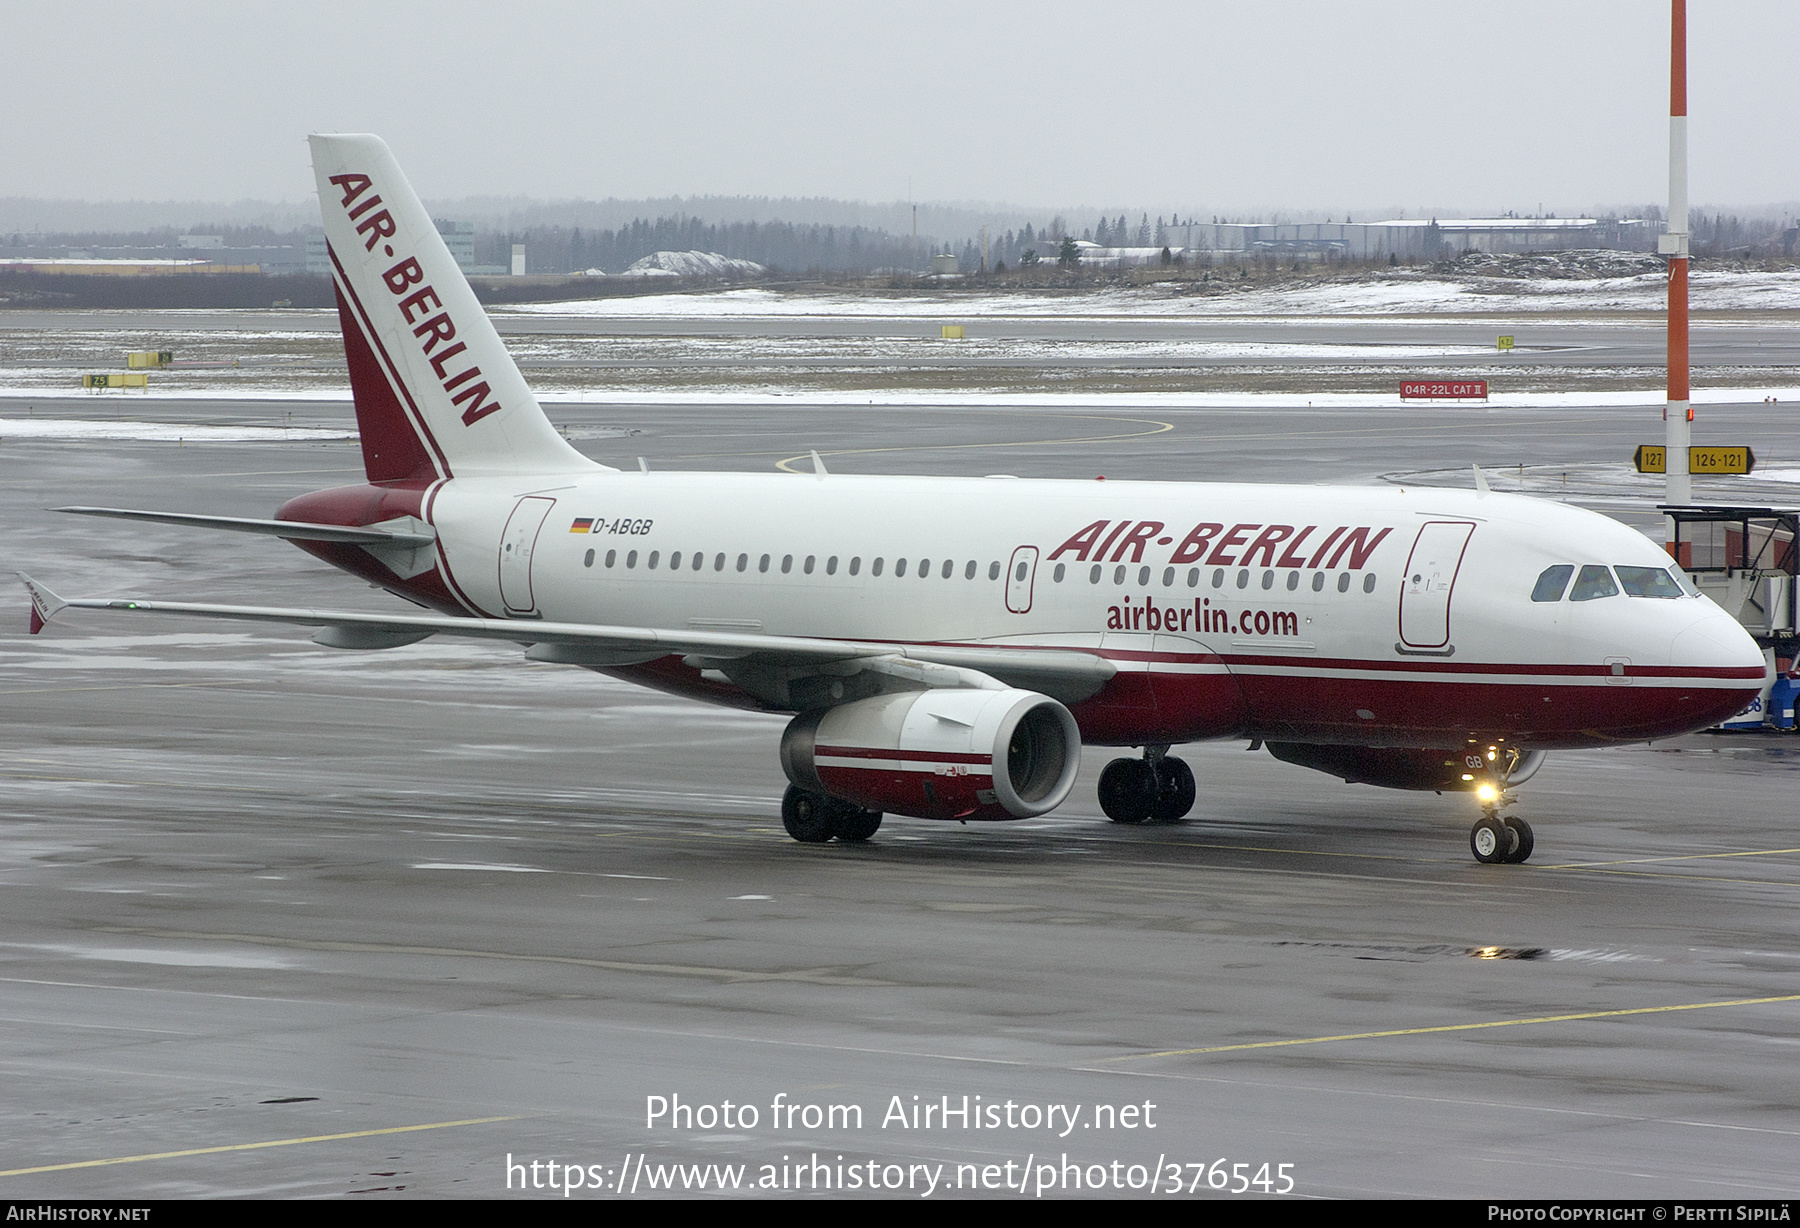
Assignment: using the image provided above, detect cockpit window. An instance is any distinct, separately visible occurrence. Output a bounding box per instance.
[1531,565,1573,603]
[1569,564,1619,602]
[1676,570,1701,597]
[1615,565,1685,599]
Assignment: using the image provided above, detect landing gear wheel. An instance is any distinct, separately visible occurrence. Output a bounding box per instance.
[1150,757,1196,822]
[1099,758,1156,824]
[833,808,883,842]
[1470,815,1513,864]
[1501,815,1534,864]
[781,785,837,843]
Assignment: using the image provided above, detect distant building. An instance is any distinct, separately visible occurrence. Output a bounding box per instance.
[432,219,475,272]
[1164,218,1656,260]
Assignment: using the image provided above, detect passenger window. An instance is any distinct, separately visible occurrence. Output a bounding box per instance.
[1053,563,1066,582]
[1286,571,1299,591]
[1570,564,1618,601]
[1616,566,1684,598]
[1089,564,1102,584]
[964,560,976,579]
[1187,568,1199,588]
[1337,572,1350,593]
[1162,567,1174,587]
[1137,566,1150,585]
[1531,565,1573,602]
[1113,565,1126,585]
[626,550,638,569]
[1363,573,1377,593]
[1261,570,1274,590]
[873,558,885,576]
[647,551,659,569]
[780,554,793,574]
[939,559,951,579]
[849,557,861,575]
[759,554,771,573]
[826,556,838,575]
[1212,569,1224,589]
[896,558,909,577]
[605,549,616,568]
[584,548,595,568]
[735,553,748,572]
[669,551,681,570]
[1236,570,1249,589]
[1312,572,1324,591]
[989,561,1001,580]
[804,555,815,575]
[692,552,704,571]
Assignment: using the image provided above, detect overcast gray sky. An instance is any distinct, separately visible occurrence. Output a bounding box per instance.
[2,1,1791,215]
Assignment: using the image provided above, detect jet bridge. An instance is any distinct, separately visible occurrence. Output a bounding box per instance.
[1664,505,1798,649]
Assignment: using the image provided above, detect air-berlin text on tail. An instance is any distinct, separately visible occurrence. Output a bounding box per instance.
[328,171,503,427]
[1051,520,1393,569]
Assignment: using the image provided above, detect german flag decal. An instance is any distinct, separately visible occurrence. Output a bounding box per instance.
[569,517,594,533]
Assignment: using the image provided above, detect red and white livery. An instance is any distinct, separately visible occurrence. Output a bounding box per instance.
[21,134,1767,863]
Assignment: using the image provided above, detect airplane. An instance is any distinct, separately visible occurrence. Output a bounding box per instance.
[19,134,1769,865]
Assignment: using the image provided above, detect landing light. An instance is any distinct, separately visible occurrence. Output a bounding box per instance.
[1475,783,1499,802]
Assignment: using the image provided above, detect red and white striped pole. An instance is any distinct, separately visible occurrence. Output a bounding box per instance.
[1663,0,1692,511]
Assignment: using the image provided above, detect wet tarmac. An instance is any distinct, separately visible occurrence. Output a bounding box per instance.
[2,336,1799,1198]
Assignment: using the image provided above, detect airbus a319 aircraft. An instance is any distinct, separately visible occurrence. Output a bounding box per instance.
[21,135,1768,864]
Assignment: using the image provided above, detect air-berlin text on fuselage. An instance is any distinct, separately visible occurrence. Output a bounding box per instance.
[328,172,502,427]
[1049,519,1393,569]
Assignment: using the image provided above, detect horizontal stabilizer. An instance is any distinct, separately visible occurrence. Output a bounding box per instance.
[55,506,436,548]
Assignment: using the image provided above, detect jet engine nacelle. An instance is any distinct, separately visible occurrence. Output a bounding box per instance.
[780,688,1081,821]
[1266,743,1546,791]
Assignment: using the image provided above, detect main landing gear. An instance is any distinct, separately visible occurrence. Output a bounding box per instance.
[1469,790,1534,865]
[1098,746,1196,824]
[781,785,883,844]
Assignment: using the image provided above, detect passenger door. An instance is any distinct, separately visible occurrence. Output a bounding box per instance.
[499,496,556,615]
[1398,521,1475,649]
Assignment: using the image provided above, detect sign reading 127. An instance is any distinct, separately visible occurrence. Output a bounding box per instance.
[1633,445,1756,475]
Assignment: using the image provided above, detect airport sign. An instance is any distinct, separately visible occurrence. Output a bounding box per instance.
[1633,445,1755,475]
[1400,380,1488,400]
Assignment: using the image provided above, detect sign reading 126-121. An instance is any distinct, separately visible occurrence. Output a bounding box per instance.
[1634,445,1756,475]
[1400,380,1487,400]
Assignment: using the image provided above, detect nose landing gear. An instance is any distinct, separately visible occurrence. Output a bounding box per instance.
[1470,787,1534,864]
[1098,746,1196,824]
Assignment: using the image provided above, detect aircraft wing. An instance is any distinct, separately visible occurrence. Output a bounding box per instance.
[19,574,1115,703]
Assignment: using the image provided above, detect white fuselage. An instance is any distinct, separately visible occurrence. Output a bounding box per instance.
[415,470,1765,750]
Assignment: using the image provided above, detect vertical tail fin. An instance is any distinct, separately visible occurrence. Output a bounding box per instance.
[308,134,603,481]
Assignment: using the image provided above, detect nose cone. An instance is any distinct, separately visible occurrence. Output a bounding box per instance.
[1671,607,1770,675]
[1667,607,1771,733]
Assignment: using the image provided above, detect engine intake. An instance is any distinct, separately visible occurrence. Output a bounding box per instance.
[781,689,1081,821]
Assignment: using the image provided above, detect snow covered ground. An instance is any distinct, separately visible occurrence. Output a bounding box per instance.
[502,267,1800,320]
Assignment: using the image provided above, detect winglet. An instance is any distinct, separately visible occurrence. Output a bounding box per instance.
[1472,464,1490,496]
[810,449,829,477]
[19,572,66,635]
